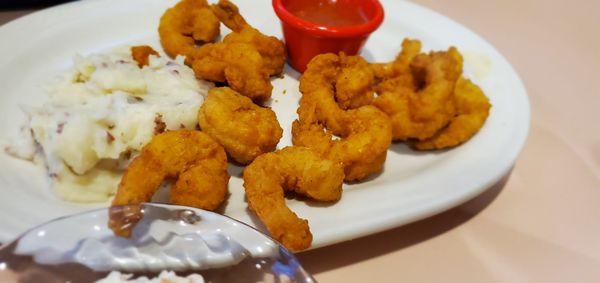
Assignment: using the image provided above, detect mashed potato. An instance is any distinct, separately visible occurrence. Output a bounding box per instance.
[9,47,212,202]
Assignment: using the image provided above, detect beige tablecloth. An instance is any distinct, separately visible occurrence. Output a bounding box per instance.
[2,0,599,281]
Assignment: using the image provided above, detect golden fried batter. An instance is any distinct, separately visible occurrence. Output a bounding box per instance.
[243,146,344,251]
[294,53,392,181]
[334,54,376,109]
[158,0,220,64]
[193,42,273,102]
[412,77,491,150]
[112,130,229,214]
[372,41,463,141]
[211,0,286,76]
[159,0,282,101]
[131,45,159,68]
[293,106,392,181]
[371,39,422,83]
[198,87,282,164]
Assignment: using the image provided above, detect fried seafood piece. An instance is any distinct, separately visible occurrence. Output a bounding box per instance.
[412,77,491,150]
[131,45,159,68]
[297,53,368,133]
[211,0,286,76]
[159,0,280,101]
[158,0,220,64]
[370,39,422,83]
[192,42,273,102]
[292,106,392,181]
[198,87,283,164]
[372,44,464,141]
[111,130,229,233]
[243,146,344,251]
[296,54,346,133]
[334,54,376,110]
[295,53,392,181]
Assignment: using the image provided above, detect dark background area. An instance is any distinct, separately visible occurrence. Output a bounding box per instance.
[0,0,75,9]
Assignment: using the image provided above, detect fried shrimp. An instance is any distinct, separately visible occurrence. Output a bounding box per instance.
[296,53,347,133]
[371,39,422,83]
[294,53,392,181]
[192,42,273,102]
[112,130,229,214]
[189,0,285,101]
[243,146,344,251]
[293,106,392,181]
[372,43,464,141]
[131,45,159,68]
[412,77,491,150]
[334,54,376,110]
[158,0,220,64]
[198,87,283,164]
[110,130,228,237]
[211,0,286,76]
[159,0,281,101]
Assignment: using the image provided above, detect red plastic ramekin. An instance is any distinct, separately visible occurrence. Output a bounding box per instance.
[273,0,384,73]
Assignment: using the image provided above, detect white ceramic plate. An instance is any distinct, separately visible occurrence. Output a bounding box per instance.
[0,0,529,248]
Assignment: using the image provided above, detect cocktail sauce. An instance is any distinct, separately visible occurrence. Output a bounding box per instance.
[285,0,369,27]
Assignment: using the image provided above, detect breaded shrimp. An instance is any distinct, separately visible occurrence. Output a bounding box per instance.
[296,53,347,134]
[412,77,491,150]
[334,54,376,110]
[294,53,392,181]
[373,45,463,141]
[111,130,229,237]
[292,106,392,181]
[371,39,422,83]
[198,87,282,164]
[171,156,230,209]
[158,0,220,64]
[159,0,280,101]
[211,0,286,76]
[131,45,159,68]
[243,147,344,251]
[192,42,273,102]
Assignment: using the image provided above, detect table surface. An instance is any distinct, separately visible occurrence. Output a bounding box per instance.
[2,0,599,282]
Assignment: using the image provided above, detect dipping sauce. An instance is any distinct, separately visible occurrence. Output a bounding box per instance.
[273,0,384,72]
[285,0,369,27]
